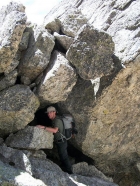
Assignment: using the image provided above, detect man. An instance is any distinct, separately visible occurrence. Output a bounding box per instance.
[37,106,73,174]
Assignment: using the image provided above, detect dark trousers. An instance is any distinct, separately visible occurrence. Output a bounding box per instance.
[56,139,72,174]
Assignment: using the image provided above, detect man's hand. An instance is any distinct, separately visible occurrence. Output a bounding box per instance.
[36,125,45,129]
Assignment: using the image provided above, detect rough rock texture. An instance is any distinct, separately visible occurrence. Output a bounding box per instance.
[59,56,140,185]
[44,8,88,38]
[0,85,40,137]
[0,70,18,91]
[0,160,46,186]
[0,2,27,73]
[82,56,140,184]
[4,59,19,75]
[0,1,139,186]
[44,1,140,185]
[54,32,74,51]
[73,162,113,182]
[5,126,54,150]
[79,0,140,63]
[44,0,140,63]
[18,24,55,84]
[36,50,77,105]
[19,31,30,51]
[66,24,114,80]
[0,145,118,186]
[60,8,88,37]
[44,18,61,33]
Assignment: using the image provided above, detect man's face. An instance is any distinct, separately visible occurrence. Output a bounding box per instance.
[47,111,56,120]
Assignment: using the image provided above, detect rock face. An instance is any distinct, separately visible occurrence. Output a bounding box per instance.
[0,1,139,186]
[66,24,114,80]
[83,56,140,177]
[0,2,27,73]
[36,50,77,105]
[0,160,46,186]
[0,144,118,186]
[5,126,54,150]
[44,0,140,185]
[45,0,140,63]
[73,162,113,182]
[0,85,39,137]
[0,70,18,91]
[18,25,55,84]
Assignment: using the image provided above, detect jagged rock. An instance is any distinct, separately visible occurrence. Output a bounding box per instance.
[0,144,118,186]
[4,59,19,75]
[19,31,30,51]
[78,0,140,63]
[0,1,139,186]
[0,1,27,73]
[54,32,74,50]
[0,160,46,186]
[66,24,114,80]
[18,24,55,84]
[0,144,33,175]
[31,157,118,186]
[73,162,113,182]
[36,50,77,105]
[59,56,140,184]
[0,70,18,91]
[5,126,53,150]
[82,56,140,178]
[44,8,88,38]
[23,149,47,160]
[44,0,140,63]
[60,8,88,37]
[0,85,40,137]
[44,18,61,33]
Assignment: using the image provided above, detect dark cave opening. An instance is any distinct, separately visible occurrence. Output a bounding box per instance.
[30,107,95,170]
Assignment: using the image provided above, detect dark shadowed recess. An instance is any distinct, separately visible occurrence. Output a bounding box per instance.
[29,104,95,171]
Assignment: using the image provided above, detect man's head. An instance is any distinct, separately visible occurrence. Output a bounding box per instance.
[46,106,56,120]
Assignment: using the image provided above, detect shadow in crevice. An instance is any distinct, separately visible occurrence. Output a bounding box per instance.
[96,54,122,98]
[43,141,95,173]
[53,39,67,54]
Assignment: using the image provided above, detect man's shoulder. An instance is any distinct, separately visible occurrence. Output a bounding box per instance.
[53,116,63,124]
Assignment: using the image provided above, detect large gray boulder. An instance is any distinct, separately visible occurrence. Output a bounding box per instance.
[0,70,18,91]
[66,24,114,80]
[0,144,118,186]
[82,56,140,176]
[5,126,54,150]
[36,50,77,105]
[0,2,27,73]
[59,8,88,37]
[44,8,88,38]
[0,160,46,186]
[73,162,113,182]
[18,24,55,84]
[44,0,140,64]
[0,85,40,137]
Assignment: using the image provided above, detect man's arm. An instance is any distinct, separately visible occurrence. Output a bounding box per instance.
[44,126,58,133]
[36,125,58,133]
